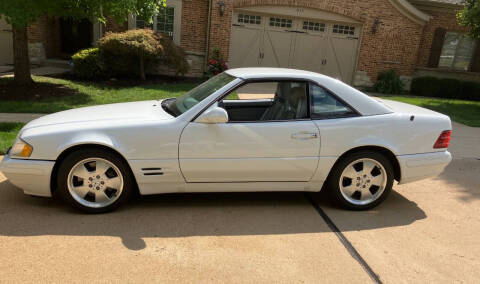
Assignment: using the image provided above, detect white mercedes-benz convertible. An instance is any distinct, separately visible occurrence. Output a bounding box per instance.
[0,68,452,213]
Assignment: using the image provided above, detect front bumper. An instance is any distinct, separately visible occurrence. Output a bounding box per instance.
[397,151,452,184]
[0,154,55,197]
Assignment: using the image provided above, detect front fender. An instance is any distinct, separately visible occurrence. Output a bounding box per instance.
[55,132,117,160]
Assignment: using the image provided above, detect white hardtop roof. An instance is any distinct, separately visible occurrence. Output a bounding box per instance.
[225,68,393,116]
[226,67,323,80]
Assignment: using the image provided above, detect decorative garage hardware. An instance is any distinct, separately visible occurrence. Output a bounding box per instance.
[218,0,226,16]
[333,24,355,35]
[269,17,293,28]
[238,14,261,25]
[302,21,325,32]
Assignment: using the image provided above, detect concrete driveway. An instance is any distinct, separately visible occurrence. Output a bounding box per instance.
[0,122,479,283]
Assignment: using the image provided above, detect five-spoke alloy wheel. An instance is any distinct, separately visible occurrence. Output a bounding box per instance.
[57,148,134,213]
[326,151,394,210]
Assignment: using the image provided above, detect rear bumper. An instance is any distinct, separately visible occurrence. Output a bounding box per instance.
[0,155,54,197]
[397,151,452,184]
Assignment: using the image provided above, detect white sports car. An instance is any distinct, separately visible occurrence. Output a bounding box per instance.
[0,68,452,213]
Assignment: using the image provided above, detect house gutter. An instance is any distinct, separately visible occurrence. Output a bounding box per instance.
[205,0,213,71]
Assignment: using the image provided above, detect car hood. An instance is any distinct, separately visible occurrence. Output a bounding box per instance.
[23,100,173,130]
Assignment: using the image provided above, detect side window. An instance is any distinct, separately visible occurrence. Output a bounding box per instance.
[221,81,308,121]
[310,84,356,119]
[224,82,276,100]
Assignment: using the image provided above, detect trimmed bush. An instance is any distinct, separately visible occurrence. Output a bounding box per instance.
[99,29,188,80]
[410,76,440,97]
[411,76,480,101]
[373,69,404,94]
[71,48,105,80]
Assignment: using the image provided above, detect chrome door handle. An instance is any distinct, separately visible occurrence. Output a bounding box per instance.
[291,132,318,140]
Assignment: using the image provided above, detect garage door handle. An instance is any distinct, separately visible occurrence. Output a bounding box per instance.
[291,132,318,140]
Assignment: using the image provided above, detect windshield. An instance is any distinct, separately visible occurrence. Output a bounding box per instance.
[170,73,236,115]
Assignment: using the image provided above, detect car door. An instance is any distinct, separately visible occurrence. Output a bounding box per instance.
[178,81,320,183]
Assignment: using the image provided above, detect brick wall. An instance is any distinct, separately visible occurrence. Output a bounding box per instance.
[208,0,426,82]
[180,0,209,53]
[415,5,469,68]
[28,16,61,58]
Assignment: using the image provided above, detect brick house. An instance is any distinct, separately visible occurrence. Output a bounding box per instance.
[0,0,479,87]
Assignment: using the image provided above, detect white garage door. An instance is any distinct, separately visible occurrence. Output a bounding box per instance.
[229,8,361,84]
[0,18,13,65]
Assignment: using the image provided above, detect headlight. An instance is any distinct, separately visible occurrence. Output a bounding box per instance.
[10,138,33,158]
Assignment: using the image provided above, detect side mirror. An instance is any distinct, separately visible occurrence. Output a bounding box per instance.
[195,106,229,124]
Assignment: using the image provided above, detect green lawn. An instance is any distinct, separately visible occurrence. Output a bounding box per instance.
[0,76,197,114]
[0,123,25,155]
[380,96,480,127]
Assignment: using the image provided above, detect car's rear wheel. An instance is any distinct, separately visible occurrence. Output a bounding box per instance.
[57,149,133,213]
[326,151,394,210]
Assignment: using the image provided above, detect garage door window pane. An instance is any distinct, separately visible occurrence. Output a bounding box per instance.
[270,17,292,28]
[303,21,325,32]
[238,14,261,25]
[310,84,355,118]
[333,24,355,35]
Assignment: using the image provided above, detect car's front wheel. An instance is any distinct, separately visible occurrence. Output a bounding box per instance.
[326,151,394,210]
[57,149,134,213]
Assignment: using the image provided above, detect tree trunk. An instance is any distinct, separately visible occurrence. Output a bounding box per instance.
[139,55,146,81]
[12,26,33,85]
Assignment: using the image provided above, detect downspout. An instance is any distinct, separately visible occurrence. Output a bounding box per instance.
[205,0,213,71]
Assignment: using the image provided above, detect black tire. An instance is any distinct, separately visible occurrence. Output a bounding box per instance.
[326,150,394,210]
[57,148,134,213]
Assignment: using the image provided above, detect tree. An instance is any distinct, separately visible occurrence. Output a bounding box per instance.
[0,0,165,85]
[457,0,480,39]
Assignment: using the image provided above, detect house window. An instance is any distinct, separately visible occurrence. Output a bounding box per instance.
[332,24,355,35]
[269,17,292,28]
[303,21,325,32]
[135,6,175,38]
[438,32,476,71]
[157,7,175,36]
[238,14,261,25]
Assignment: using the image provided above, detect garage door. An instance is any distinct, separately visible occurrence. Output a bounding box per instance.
[229,9,361,84]
[0,18,13,65]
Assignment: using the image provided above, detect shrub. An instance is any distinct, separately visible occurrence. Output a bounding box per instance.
[461,81,480,101]
[437,78,462,99]
[71,48,105,80]
[205,48,228,78]
[411,76,480,101]
[410,76,440,97]
[373,69,404,94]
[99,29,188,80]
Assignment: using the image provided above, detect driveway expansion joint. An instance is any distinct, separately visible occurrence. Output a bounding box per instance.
[305,193,383,284]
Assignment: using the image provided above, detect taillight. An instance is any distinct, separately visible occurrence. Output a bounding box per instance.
[433,130,452,149]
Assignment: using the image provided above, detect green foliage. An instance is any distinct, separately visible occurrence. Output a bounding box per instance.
[71,48,105,80]
[0,123,24,155]
[0,0,166,28]
[0,75,197,113]
[205,48,228,78]
[411,76,480,101]
[99,29,188,79]
[457,0,480,39]
[373,69,404,94]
